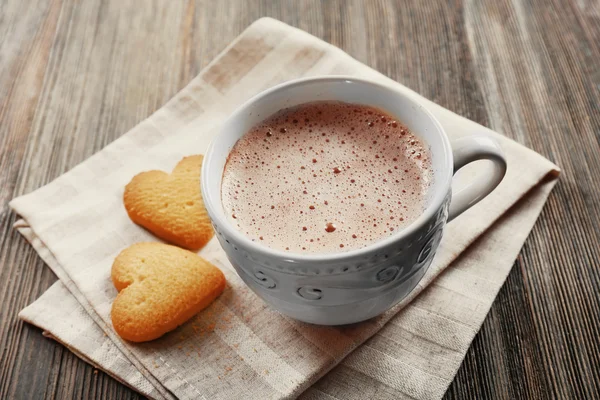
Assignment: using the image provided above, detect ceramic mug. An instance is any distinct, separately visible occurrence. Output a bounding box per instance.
[202,76,507,325]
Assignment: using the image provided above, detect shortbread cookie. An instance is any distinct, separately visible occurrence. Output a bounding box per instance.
[124,155,213,250]
[111,242,226,342]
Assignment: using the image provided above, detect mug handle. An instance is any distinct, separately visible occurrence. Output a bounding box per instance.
[447,135,507,222]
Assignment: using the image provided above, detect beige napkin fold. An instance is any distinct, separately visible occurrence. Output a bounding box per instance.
[12,18,558,400]
[18,178,556,400]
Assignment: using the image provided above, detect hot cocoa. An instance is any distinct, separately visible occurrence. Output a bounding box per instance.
[221,101,433,253]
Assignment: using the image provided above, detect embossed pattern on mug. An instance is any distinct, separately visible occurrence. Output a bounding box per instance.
[221,101,433,253]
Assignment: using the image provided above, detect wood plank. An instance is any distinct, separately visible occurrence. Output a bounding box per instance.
[0,0,598,399]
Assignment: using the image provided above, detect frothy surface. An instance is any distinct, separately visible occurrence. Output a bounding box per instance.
[221,101,433,253]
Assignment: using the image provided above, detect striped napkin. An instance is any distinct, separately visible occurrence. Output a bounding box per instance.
[13,18,558,400]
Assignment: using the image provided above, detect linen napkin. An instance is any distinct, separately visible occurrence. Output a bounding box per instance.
[13,18,559,400]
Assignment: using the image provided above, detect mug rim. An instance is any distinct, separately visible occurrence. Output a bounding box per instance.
[202,76,453,263]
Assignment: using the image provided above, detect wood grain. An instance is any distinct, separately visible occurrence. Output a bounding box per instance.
[1,0,598,399]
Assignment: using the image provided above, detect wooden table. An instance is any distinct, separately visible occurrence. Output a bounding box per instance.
[1,1,598,398]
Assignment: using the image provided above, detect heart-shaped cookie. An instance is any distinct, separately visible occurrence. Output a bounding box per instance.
[124,155,213,251]
[111,242,226,342]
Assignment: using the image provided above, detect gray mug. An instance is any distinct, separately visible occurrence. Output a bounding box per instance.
[202,77,506,325]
